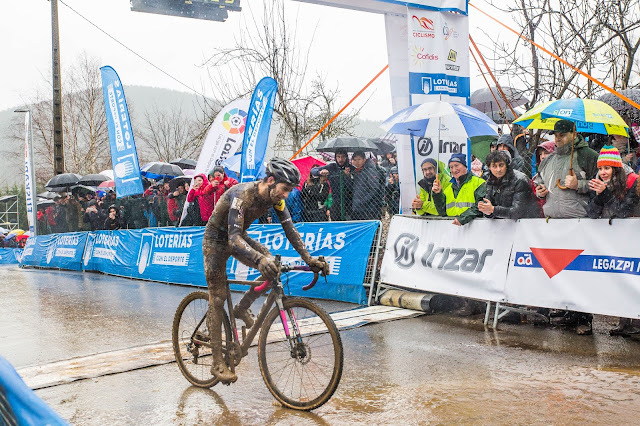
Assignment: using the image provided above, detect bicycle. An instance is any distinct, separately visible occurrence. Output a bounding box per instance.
[172,255,344,411]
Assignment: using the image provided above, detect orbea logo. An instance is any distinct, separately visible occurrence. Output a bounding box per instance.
[222,108,247,135]
[514,248,640,278]
[412,16,434,31]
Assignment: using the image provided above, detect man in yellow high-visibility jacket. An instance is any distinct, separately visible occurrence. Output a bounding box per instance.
[433,153,486,226]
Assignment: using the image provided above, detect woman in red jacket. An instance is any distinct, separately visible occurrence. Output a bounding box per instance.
[186,173,214,225]
[205,166,238,207]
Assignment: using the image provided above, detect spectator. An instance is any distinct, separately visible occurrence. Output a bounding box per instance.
[103,205,125,230]
[496,134,528,176]
[37,207,49,234]
[478,150,541,219]
[350,151,384,220]
[83,200,106,231]
[412,158,451,216]
[586,146,639,219]
[52,196,69,234]
[311,149,355,221]
[186,173,213,225]
[206,166,238,208]
[271,186,303,223]
[610,134,638,170]
[531,140,556,215]
[301,167,330,222]
[534,119,599,218]
[167,185,186,226]
[385,165,400,215]
[433,153,486,226]
[124,195,149,229]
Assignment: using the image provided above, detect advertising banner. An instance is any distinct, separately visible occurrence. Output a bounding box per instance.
[380,215,513,302]
[407,7,470,105]
[20,232,87,271]
[505,218,640,318]
[239,77,278,183]
[0,248,22,264]
[23,112,36,235]
[180,98,250,224]
[100,66,144,198]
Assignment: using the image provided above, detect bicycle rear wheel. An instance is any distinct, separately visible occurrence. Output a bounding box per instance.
[258,297,343,410]
[172,291,231,388]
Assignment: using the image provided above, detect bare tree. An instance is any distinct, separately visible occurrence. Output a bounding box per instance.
[482,0,640,108]
[203,0,361,156]
[137,103,202,162]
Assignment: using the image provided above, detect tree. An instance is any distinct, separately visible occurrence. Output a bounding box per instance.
[483,0,640,108]
[137,103,203,162]
[203,0,361,156]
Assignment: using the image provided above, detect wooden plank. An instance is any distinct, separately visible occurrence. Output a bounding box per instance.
[18,305,423,390]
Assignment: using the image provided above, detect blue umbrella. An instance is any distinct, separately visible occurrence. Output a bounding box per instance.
[140,162,183,180]
[380,101,498,138]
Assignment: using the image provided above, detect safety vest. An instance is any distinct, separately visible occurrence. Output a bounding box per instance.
[443,175,484,217]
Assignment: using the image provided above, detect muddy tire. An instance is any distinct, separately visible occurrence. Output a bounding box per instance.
[258,298,343,410]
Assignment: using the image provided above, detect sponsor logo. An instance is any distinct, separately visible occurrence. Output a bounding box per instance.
[553,108,573,117]
[46,243,56,264]
[247,230,346,252]
[393,233,419,268]
[222,107,247,135]
[591,112,613,119]
[411,15,436,39]
[447,49,457,62]
[445,64,460,71]
[136,232,194,273]
[411,46,438,68]
[416,138,466,156]
[422,76,459,95]
[513,248,640,278]
[442,22,459,40]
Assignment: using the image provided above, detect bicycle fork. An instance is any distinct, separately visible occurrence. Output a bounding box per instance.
[275,296,306,359]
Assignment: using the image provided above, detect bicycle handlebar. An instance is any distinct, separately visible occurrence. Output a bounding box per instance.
[252,256,327,292]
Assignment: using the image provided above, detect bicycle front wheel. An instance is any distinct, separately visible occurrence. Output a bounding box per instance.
[258,297,343,410]
[172,291,231,388]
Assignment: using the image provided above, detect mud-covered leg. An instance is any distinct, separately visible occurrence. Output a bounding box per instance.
[203,244,237,383]
[232,238,272,328]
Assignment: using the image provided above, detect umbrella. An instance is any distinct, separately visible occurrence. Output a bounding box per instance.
[38,191,58,200]
[99,169,114,180]
[599,89,640,122]
[45,173,81,189]
[169,175,192,191]
[291,155,327,189]
[8,229,24,235]
[37,199,56,208]
[170,158,197,170]
[366,138,396,155]
[72,185,97,196]
[4,233,16,242]
[470,86,529,113]
[16,234,29,242]
[141,162,183,179]
[470,135,499,163]
[513,98,629,136]
[380,101,498,138]
[98,180,115,188]
[79,174,110,186]
[183,169,196,177]
[315,136,378,153]
[486,109,519,124]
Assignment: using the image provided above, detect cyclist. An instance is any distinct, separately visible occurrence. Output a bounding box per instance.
[203,158,329,382]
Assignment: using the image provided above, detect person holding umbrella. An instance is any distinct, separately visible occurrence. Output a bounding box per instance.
[311,148,355,221]
[533,119,599,218]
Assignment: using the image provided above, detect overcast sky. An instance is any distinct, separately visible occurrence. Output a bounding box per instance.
[1,0,509,120]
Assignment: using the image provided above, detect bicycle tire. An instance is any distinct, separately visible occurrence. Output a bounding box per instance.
[172,291,231,388]
[258,297,343,410]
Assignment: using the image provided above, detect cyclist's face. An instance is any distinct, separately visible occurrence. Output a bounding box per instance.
[270,182,295,202]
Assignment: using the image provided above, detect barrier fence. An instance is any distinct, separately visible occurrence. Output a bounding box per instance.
[18,221,380,305]
[381,215,640,319]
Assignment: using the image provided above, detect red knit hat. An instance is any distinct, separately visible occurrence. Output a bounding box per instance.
[597,145,623,168]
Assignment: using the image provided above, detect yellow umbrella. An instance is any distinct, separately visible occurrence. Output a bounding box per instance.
[8,229,25,235]
[514,98,629,136]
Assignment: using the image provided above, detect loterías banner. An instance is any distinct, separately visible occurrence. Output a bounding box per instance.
[239,77,278,183]
[100,66,144,198]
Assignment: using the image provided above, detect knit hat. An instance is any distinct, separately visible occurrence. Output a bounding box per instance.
[448,153,467,167]
[597,145,623,168]
[421,158,437,168]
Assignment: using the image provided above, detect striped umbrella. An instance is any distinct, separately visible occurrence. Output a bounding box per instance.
[513,98,629,136]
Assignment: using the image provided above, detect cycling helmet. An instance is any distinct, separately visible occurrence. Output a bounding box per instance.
[266,158,301,186]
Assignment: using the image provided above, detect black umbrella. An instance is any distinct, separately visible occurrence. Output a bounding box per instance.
[486,109,519,124]
[170,158,197,170]
[599,89,640,122]
[38,191,58,200]
[37,199,56,208]
[45,173,81,189]
[79,173,109,186]
[72,185,97,196]
[367,138,396,155]
[141,162,184,179]
[316,136,378,153]
[169,175,192,191]
[471,86,529,113]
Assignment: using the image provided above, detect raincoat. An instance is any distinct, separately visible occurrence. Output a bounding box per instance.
[414,160,451,216]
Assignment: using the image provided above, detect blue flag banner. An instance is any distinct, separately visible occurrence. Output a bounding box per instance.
[20,232,87,271]
[100,66,144,198]
[239,77,278,182]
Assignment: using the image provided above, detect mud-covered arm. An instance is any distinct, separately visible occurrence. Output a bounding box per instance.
[227,196,265,265]
[275,204,312,263]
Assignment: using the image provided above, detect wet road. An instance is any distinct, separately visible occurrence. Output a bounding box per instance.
[2,265,640,424]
